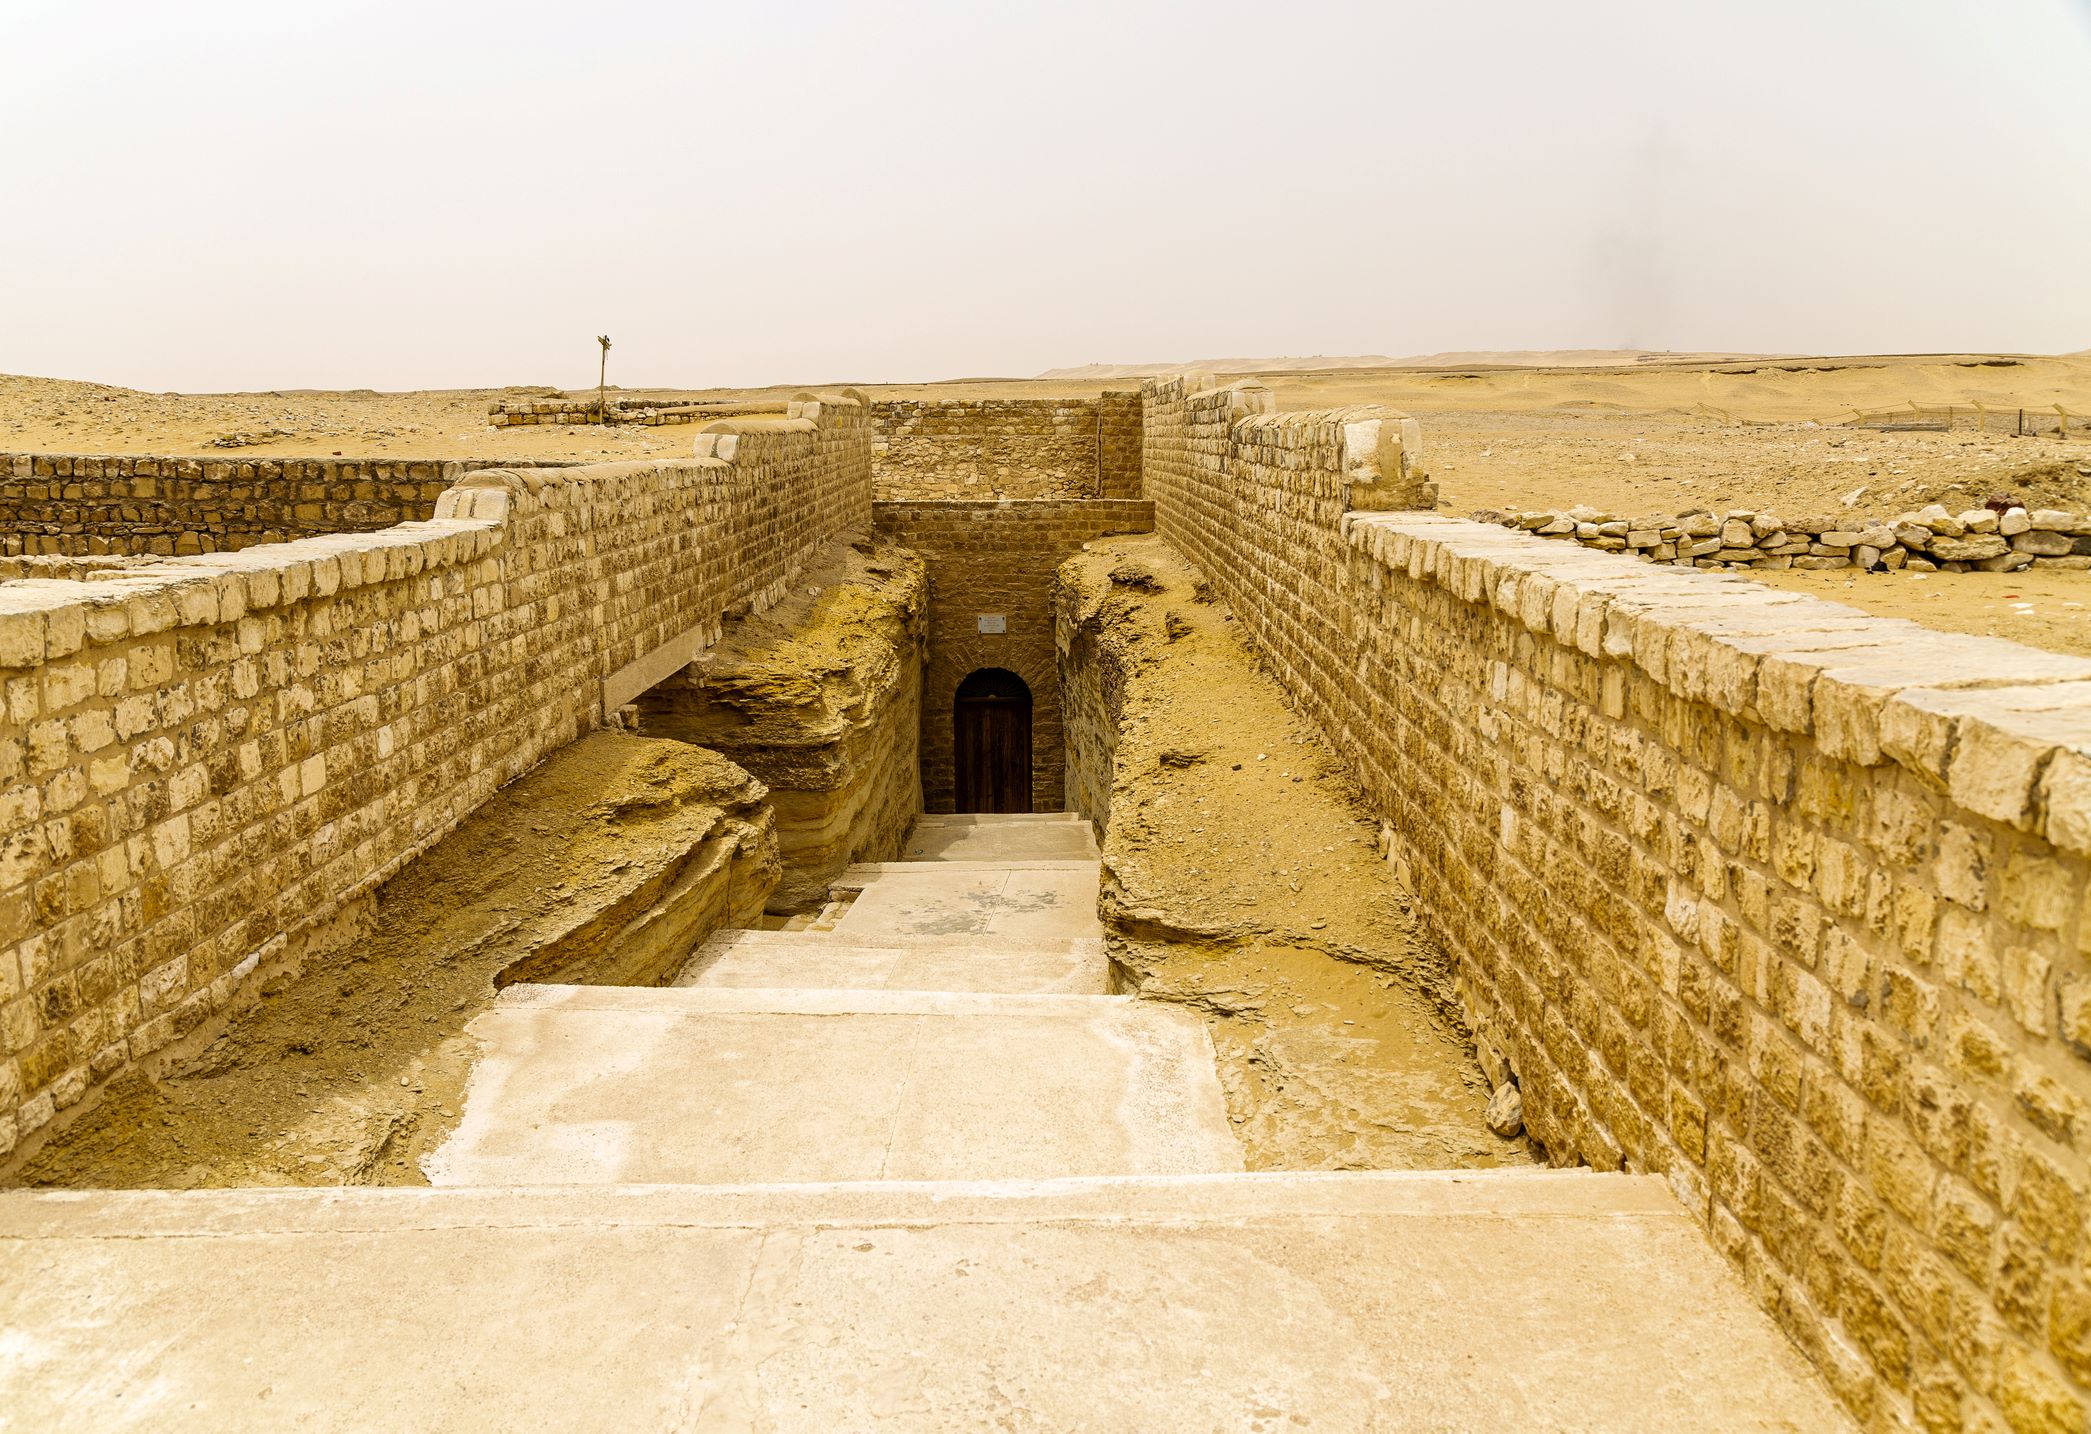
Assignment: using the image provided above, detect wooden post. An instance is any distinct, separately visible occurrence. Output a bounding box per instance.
[597,335,612,425]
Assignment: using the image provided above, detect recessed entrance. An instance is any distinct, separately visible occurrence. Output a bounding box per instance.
[953,667,1033,813]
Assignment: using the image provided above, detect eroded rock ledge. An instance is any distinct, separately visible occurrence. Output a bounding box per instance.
[637,537,927,911]
[7,733,775,1189]
[1057,534,1523,1170]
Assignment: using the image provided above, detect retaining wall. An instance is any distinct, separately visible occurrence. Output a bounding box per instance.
[0,396,871,1159]
[0,454,553,557]
[871,394,1142,501]
[1140,374,2091,1431]
[873,499,1153,814]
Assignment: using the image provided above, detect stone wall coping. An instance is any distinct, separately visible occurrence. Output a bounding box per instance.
[0,452,825,670]
[0,516,504,668]
[1347,511,2091,857]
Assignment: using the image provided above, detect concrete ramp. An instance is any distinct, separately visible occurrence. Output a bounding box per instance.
[422,985,1238,1185]
[0,1171,1849,1432]
[676,928,1111,993]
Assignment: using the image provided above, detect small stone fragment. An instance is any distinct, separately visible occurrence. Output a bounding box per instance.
[1485,1083,1524,1138]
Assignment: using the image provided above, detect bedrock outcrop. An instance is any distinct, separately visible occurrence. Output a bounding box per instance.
[637,538,926,912]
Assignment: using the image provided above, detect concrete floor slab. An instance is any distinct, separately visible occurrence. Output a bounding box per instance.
[423,985,1238,1185]
[706,927,1109,956]
[904,815,1101,861]
[0,1170,1848,1432]
[675,930,1111,993]
[832,861,1104,941]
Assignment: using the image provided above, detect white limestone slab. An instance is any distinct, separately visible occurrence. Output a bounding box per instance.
[832,861,1104,941]
[675,930,1110,994]
[904,814,1102,861]
[0,1171,1850,1432]
[422,985,1235,1185]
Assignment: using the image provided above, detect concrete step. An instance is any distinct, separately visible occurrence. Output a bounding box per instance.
[675,929,1111,994]
[904,813,1101,861]
[831,860,1104,941]
[0,1170,1849,1431]
[912,811,1089,825]
[693,927,1108,956]
[422,985,1237,1186]
[834,859,1102,885]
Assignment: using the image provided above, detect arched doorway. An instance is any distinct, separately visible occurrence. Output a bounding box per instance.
[953,668,1032,813]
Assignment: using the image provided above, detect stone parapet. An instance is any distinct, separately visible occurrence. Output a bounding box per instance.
[1139,370,2091,1430]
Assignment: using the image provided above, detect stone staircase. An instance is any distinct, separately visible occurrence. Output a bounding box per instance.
[0,813,1849,1429]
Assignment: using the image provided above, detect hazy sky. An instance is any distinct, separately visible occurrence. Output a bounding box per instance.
[4,0,2088,392]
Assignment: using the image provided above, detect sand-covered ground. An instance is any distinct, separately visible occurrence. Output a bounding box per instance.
[5,350,2089,652]
[1063,537,1523,1170]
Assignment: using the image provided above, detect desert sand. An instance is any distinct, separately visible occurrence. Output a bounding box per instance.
[6,350,2088,653]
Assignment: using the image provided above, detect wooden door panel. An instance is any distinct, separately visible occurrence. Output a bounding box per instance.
[954,688,1032,813]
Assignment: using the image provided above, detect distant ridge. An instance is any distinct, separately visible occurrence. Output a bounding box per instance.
[1035,350,1772,380]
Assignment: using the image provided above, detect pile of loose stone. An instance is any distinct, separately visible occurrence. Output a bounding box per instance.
[1481,503,2091,573]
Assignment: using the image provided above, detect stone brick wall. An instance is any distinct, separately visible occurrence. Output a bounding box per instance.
[1098,389,1143,500]
[0,454,554,558]
[872,500,1153,814]
[0,395,871,1162]
[1140,374,2091,1430]
[871,395,1142,501]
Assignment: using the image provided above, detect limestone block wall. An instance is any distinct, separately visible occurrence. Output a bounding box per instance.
[0,395,871,1160]
[635,540,927,913]
[1098,389,1144,500]
[1139,374,2091,1430]
[871,395,1142,501]
[872,500,1153,814]
[0,453,549,558]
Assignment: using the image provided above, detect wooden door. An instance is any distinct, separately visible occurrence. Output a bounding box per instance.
[953,669,1032,813]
